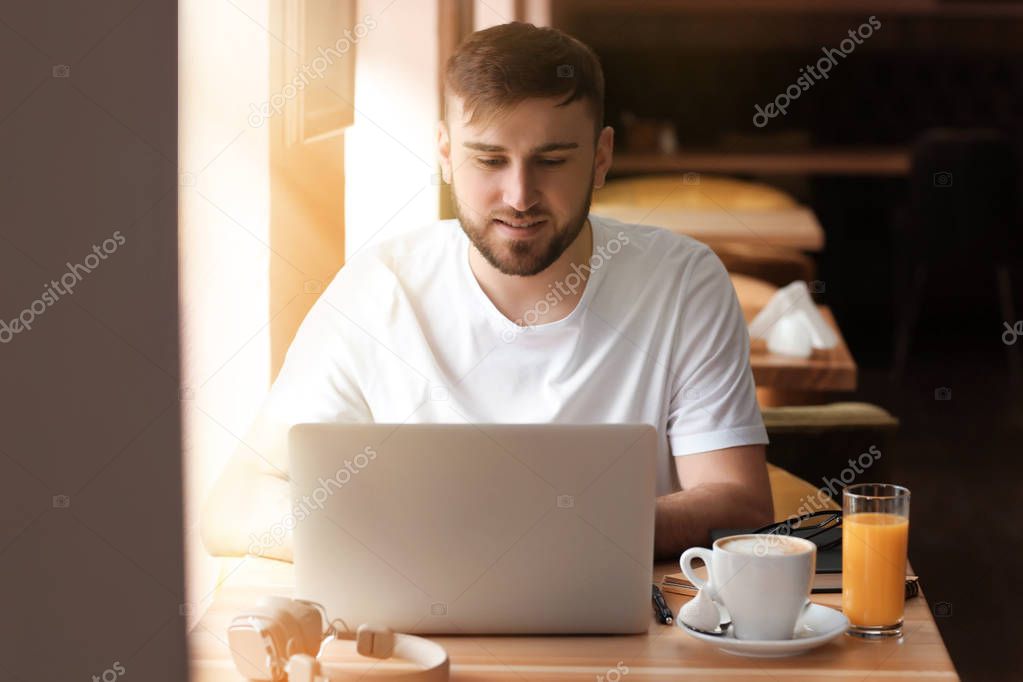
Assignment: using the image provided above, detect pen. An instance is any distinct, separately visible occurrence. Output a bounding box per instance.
[652,584,673,625]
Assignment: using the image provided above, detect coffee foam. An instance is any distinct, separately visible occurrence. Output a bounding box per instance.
[718,535,810,556]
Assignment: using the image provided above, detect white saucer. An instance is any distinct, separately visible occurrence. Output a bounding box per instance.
[677,603,849,658]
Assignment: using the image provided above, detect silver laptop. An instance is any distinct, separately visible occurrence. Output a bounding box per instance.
[288,423,657,634]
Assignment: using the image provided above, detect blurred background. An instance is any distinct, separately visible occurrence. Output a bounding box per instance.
[2,1,1021,679]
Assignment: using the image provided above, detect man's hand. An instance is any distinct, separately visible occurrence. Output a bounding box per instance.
[654,444,773,561]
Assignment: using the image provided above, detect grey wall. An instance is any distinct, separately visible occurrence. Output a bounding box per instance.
[0,1,186,679]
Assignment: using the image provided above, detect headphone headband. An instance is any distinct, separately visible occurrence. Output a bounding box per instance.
[227,597,449,681]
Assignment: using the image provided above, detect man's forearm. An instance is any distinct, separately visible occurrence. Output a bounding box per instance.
[654,482,774,561]
[200,465,294,562]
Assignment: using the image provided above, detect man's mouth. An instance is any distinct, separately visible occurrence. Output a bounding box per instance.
[492,217,546,232]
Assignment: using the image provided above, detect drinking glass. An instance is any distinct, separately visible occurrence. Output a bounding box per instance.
[842,483,911,638]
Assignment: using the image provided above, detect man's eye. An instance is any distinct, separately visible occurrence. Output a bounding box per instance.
[478,158,505,167]
[538,158,566,166]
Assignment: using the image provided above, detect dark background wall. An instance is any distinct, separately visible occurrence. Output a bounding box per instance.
[558,3,1023,368]
[0,1,186,679]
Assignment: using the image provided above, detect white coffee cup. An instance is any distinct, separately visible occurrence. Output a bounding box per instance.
[680,534,816,641]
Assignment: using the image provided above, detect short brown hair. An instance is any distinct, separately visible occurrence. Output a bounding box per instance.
[444,22,605,139]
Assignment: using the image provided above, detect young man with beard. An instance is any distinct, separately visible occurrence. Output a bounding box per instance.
[202,22,773,563]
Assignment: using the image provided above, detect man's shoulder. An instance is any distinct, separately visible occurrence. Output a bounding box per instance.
[588,213,733,318]
[332,219,460,281]
[359,219,461,267]
[591,213,716,273]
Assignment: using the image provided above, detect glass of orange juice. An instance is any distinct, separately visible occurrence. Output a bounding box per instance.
[842,483,910,638]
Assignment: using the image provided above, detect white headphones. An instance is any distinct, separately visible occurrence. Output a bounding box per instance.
[227,596,449,681]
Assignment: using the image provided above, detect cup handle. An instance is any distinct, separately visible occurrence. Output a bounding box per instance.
[679,547,716,598]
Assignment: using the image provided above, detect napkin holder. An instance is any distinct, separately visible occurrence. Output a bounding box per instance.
[747,281,838,358]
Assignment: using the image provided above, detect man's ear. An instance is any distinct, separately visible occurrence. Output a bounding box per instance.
[592,125,614,190]
[437,120,452,184]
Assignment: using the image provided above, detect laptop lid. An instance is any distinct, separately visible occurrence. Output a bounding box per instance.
[289,423,657,634]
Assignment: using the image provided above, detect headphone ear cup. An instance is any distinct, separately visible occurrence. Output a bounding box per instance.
[267,604,311,656]
[285,653,320,682]
[250,598,311,662]
[226,605,288,681]
[255,597,319,654]
[283,600,327,654]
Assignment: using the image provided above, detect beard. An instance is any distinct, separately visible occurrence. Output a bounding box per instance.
[452,183,594,277]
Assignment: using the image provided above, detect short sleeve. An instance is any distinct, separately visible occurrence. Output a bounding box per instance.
[265,295,372,424]
[666,248,769,456]
[248,278,374,475]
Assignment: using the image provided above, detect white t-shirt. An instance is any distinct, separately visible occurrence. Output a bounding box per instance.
[262,214,768,496]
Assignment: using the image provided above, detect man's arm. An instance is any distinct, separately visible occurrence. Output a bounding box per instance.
[654,444,773,561]
[200,413,295,562]
[200,450,293,563]
[200,274,373,563]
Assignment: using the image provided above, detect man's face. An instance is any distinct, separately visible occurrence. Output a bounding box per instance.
[439,96,613,276]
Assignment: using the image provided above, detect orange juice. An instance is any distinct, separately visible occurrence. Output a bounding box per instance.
[842,512,909,626]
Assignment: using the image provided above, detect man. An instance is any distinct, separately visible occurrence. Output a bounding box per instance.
[201,22,772,564]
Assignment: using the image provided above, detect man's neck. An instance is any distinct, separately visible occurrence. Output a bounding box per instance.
[469,218,594,327]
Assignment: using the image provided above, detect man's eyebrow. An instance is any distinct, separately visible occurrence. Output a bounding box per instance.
[462,141,579,154]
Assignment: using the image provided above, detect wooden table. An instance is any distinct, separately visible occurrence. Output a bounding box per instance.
[594,204,825,252]
[593,173,824,252]
[610,148,912,177]
[749,306,857,394]
[730,274,858,403]
[189,557,958,681]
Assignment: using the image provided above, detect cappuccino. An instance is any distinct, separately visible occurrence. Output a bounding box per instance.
[682,533,817,640]
[719,535,810,556]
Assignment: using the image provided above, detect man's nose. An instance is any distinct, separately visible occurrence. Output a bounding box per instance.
[501,163,539,212]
